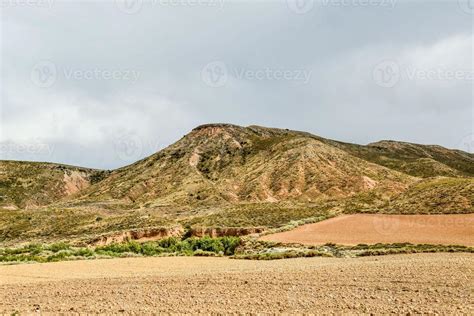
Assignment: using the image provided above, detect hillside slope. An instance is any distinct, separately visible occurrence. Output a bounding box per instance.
[0,124,472,244]
[74,124,414,208]
[0,161,109,209]
[385,177,473,214]
[324,139,474,178]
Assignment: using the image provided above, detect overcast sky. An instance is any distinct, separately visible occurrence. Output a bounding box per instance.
[1,0,473,169]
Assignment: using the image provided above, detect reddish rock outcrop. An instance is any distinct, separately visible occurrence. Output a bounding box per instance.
[90,226,184,246]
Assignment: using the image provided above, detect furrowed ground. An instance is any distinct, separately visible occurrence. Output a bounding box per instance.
[1,254,472,314]
[260,214,474,246]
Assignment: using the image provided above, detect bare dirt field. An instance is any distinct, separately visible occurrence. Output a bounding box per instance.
[1,254,473,314]
[260,214,474,246]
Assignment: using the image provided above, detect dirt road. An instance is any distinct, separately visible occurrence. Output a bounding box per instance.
[1,254,472,314]
[261,214,474,246]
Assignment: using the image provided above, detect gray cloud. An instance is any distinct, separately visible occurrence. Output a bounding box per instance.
[1,0,473,169]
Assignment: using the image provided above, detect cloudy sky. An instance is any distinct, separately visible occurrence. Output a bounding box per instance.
[1,0,473,169]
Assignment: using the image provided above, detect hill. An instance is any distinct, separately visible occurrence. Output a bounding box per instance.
[0,124,472,244]
[384,177,474,214]
[74,124,413,208]
[327,140,474,178]
[0,161,109,209]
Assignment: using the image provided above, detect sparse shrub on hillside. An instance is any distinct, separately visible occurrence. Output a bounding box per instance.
[47,242,70,253]
[89,170,111,184]
[46,251,71,262]
[185,205,337,228]
[193,249,221,257]
[73,248,94,257]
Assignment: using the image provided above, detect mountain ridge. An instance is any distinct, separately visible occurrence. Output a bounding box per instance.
[0,123,472,243]
[2,123,473,209]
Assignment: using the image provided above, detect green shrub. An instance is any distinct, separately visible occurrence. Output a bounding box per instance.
[158,237,179,248]
[46,250,71,262]
[47,242,70,253]
[221,236,241,255]
[128,241,141,253]
[141,243,160,256]
[27,243,44,254]
[193,249,220,257]
[91,237,241,258]
[73,248,94,257]
[189,236,224,253]
[96,243,132,254]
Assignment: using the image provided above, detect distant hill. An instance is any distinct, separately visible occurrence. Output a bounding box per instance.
[328,139,474,178]
[0,161,109,209]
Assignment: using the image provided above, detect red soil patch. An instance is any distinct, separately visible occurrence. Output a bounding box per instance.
[260,214,474,246]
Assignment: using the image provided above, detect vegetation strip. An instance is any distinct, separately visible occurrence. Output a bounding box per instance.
[0,237,241,263]
[232,241,474,260]
[1,238,472,264]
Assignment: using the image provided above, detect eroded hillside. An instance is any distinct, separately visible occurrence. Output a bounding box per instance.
[74,124,414,208]
[0,161,109,209]
[0,124,472,244]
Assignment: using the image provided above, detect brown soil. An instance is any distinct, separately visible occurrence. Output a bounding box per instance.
[88,226,264,246]
[89,226,184,246]
[260,214,474,246]
[63,170,90,195]
[0,254,472,314]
